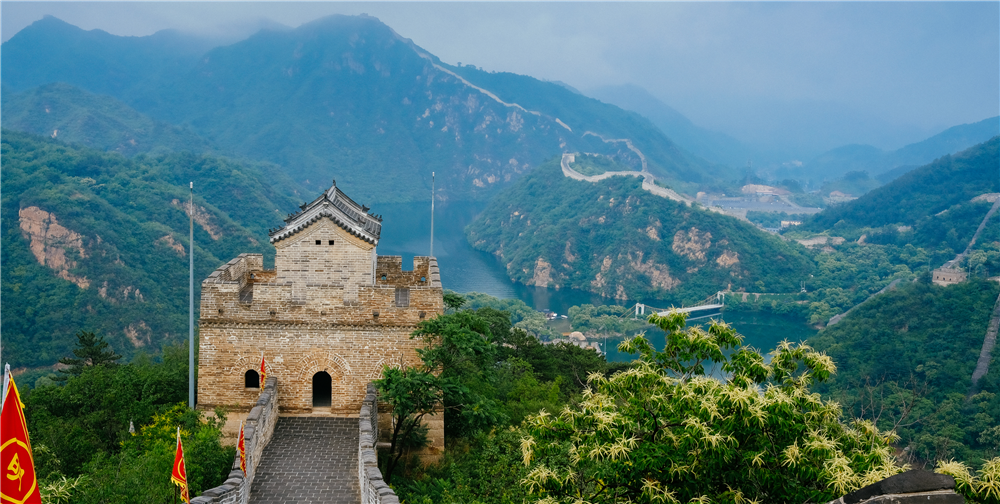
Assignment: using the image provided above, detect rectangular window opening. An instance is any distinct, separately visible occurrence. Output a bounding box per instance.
[315,239,321,245]
[328,240,335,245]
[395,287,410,308]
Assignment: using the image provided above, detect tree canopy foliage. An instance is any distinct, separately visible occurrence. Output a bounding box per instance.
[810,279,1000,466]
[24,341,234,503]
[520,312,902,504]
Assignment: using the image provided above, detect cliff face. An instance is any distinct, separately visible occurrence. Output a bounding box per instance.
[19,206,90,288]
[466,158,813,303]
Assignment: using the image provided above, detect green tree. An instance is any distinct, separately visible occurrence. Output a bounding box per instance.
[56,330,122,381]
[376,366,448,484]
[520,312,901,504]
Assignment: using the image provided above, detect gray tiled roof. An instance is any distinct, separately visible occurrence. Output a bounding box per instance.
[268,180,382,245]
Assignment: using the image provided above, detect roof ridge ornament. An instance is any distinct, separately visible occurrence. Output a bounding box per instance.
[270,179,381,245]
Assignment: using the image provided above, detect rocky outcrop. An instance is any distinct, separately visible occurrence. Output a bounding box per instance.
[172,199,222,240]
[672,227,712,261]
[18,206,90,288]
[530,257,553,288]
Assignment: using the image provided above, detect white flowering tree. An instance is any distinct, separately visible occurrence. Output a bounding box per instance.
[520,312,902,504]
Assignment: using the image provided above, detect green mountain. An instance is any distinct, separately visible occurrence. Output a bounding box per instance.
[801,137,1000,251]
[1,130,302,370]
[2,15,720,203]
[804,116,999,181]
[809,278,1000,464]
[465,157,813,303]
[1,82,213,157]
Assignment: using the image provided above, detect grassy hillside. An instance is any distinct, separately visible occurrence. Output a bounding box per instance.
[1,130,302,370]
[466,157,814,303]
[809,279,1000,465]
[2,82,213,157]
[801,137,999,251]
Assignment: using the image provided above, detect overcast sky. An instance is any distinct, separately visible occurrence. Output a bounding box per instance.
[3,2,998,155]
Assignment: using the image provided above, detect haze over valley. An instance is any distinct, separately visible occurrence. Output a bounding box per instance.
[2,4,999,502]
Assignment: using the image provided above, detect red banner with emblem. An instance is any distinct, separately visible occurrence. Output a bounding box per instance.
[1,368,42,504]
[259,352,267,388]
[171,427,189,503]
[237,420,247,476]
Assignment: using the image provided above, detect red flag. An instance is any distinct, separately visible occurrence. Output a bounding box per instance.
[1,367,42,504]
[171,427,189,503]
[258,352,267,388]
[237,421,247,476]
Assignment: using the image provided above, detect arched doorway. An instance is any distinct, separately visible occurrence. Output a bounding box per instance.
[312,371,332,407]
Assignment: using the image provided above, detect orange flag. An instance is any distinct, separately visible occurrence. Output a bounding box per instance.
[258,352,267,388]
[171,427,189,503]
[1,365,42,504]
[237,421,247,476]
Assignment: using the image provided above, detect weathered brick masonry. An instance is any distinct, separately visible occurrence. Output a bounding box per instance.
[197,181,444,422]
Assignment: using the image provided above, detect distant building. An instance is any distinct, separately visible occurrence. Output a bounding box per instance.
[780,220,802,228]
[932,267,967,286]
[740,184,790,196]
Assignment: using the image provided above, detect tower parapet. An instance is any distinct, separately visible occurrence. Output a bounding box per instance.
[197,181,444,416]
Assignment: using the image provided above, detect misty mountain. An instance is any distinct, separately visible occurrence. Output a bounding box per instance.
[801,136,999,251]
[1,82,213,157]
[803,116,999,181]
[2,15,721,203]
[587,84,765,168]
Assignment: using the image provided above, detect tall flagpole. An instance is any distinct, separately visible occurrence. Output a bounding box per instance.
[430,172,435,257]
[189,181,195,409]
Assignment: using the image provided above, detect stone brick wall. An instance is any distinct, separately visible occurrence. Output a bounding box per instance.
[191,377,279,504]
[359,383,399,504]
[275,220,377,303]
[198,248,444,415]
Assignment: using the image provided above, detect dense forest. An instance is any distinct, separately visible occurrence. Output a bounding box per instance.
[382,294,1000,504]
[810,279,1000,466]
[466,157,814,304]
[800,137,999,249]
[23,333,234,503]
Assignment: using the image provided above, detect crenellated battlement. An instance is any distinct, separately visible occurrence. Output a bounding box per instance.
[198,181,445,418]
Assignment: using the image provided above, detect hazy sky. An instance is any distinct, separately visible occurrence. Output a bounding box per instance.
[3,2,998,155]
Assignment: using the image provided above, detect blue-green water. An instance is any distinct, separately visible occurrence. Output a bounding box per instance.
[376,200,816,356]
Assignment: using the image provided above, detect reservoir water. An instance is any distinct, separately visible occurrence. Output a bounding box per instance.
[376,200,816,359]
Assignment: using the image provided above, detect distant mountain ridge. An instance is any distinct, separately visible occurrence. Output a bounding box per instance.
[804,116,1000,181]
[2,14,721,203]
[801,136,1000,251]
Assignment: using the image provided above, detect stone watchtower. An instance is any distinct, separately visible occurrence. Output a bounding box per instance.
[197,180,444,416]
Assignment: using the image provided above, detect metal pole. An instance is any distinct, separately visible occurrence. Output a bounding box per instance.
[430,172,435,257]
[189,182,195,409]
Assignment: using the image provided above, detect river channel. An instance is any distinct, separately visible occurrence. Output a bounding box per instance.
[375,200,816,361]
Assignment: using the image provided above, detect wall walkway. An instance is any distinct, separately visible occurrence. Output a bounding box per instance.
[191,377,280,504]
[247,417,360,503]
